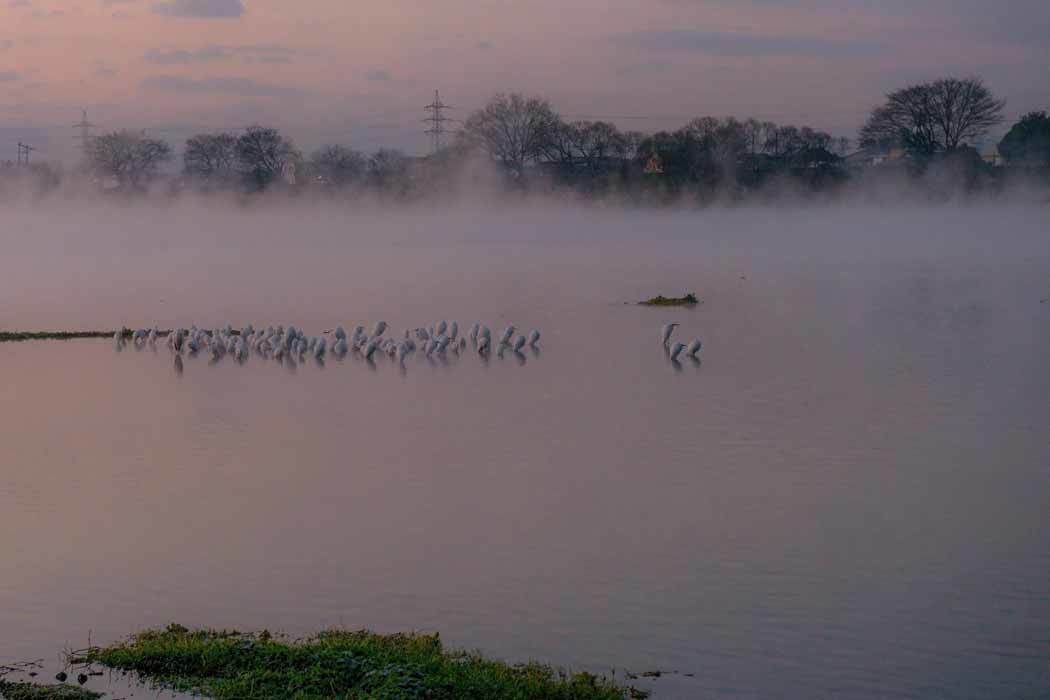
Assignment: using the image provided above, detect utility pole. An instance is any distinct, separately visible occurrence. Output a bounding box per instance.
[16,141,35,165]
[72,109,96,161]
[423,90,454,155]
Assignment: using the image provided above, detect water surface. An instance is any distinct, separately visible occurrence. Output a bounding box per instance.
[1,204,1048,699]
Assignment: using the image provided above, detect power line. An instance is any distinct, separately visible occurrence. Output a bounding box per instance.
[16,141,35,165]
[72,109,96,160]
[423,90,455,154]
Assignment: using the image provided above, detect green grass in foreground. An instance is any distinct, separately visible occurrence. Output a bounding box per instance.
[639,293,698,307]
[0,681,101,700]
[72,624,646,700]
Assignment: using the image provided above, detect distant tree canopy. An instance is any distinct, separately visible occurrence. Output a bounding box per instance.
[90,130,172,189]
[309,144,368,187]
[859,77,1005,157]
[460,93,560,177]
[997,111,1050,167]
[235,126,300,190]
[183,133,238,185]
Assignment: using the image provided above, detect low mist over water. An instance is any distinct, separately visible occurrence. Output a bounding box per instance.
[2,203,1048,699]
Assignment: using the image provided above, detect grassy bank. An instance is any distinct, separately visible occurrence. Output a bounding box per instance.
[71,624,646,700]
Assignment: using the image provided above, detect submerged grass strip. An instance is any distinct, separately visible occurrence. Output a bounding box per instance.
[638,293,699,307]
[0,330,126,342]
[72,624,646,700]
[0,681,102,700]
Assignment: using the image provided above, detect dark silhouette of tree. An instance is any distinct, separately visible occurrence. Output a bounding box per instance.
[308,145,367,187]
[235,126,299,190]
[460,93,560,177]
[91,130,172,190]
[183,133,238,185]
[367,148,410,190]
[860,77,1005,157]
[998,111,1050,167]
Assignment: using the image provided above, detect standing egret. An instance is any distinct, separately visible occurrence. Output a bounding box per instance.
[527,329,541,347]
[364,338,379,360]
[335,325,346,341]
[468,322,480,343]
[448,321,459,341]
[513,335,527,353]
[687,338,702,357]
[477,334,491,354]
[436,320,448,336]
[499,325,516,346]
[372,321,387,338]
[661,322,679,346]
[669,341,686,361]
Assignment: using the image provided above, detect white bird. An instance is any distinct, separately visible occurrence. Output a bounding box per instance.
[396,342,410,364]
[372,321,387,338]
[334,325,347,341]
[513,335,527,353]
[661,322,679,346]
[448,321,459,341]
[478,326,491,342]
[687,338,702,357]
[669,341,686,361]
[314,337,326,359]
[499,325,516,346]
[364,338,379,360]
[333,338,348,355]
[468,322,480,342]
[477,334,491,354]
[527,329,541,347]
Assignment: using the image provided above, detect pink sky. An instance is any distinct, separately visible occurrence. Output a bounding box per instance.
[1,0,1047,159]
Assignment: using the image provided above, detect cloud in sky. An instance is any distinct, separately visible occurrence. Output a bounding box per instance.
[145,46,231,64]
[152,0,244,19]
[611,29,885,57]
[141,75,303,97]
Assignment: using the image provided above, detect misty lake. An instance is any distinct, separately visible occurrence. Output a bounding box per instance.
[1,203,1048,699]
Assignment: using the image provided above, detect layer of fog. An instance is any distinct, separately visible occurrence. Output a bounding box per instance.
[2,200,1046,335]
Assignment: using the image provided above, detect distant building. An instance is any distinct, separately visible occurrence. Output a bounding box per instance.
[980,145,1003,166]
[844,147,908,169]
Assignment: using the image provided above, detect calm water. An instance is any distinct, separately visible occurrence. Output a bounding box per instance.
[1,204,1048,699]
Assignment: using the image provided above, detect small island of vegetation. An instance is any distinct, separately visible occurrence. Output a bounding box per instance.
[67,624,646,700]
[639,293,699,307]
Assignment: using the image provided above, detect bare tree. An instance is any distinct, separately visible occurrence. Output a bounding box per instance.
[309,145,367,187]
[460,93,560,177]
[184,133,238,184]
[91,130,172,189]
[236,126,299,190]
[860,77,1005,156]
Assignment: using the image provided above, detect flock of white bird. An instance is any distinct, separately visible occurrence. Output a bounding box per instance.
[112,319,702,371]
[114,320,542,370]
[660,322,703,361]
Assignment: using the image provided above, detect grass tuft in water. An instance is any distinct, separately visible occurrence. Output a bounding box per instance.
[638,293,698,307]
[71,624,645,700]
[0,681,102,700]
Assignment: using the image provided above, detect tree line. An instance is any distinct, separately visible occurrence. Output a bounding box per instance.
[4,75,1049,200]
